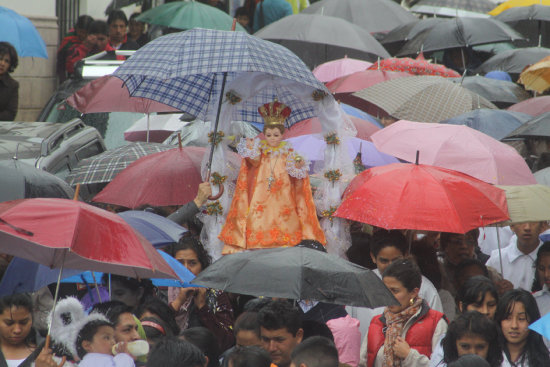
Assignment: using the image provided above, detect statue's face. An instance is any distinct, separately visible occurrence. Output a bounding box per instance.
[265,127,283,147]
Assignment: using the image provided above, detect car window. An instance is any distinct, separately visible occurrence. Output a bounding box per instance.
[50,159,71,181]
[75,141,104,161]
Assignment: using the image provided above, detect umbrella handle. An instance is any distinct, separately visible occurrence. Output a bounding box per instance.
[43,335,67,367]
[207,183,224,201]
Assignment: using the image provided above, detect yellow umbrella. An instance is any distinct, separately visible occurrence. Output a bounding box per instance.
[496,184,550,224]
[518,55,550,93]
[489,0,550,16]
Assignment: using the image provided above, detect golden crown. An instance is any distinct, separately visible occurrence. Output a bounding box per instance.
[258,99,292,126]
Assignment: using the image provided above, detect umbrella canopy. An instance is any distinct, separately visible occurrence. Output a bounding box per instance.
[340,103,384,128]
[114,28,328,127]
[505,111,550,139]
[439,109,531,140]
[381,18,446,56]
[282,115,380,141]
[496,184,550,224]
[507,96,550,116]
[136,1,246,31]
[0,6,47,58]
[396,17,524,56]
[494,5,550,47]
[312,57,372,83]
[534,166,550,186]
[410,0,494,18]
[518,55,550,93]
[489,0,550,16]
[66,142,174,186]
[326,69,413,94]
[118,210,187,247]
[452,75,531,107]
[367,57,461,77]
[124,113,188,143]
[254,14,390,69]
[192,247,398,308]
[0,198,177,279]
[334,163,510,233]
[301,0,417,33]
[371,120,536,184]
[352,75,496,123]
[0,160,74,201]
[529,311,550,341]
[476,47,550,75]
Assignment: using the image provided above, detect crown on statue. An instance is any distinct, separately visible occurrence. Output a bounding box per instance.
[258,99,292,126]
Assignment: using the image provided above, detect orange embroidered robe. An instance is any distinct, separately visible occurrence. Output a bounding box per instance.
[219,139,326,254]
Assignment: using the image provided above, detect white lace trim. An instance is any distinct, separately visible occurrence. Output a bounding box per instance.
[236,137,260,159]
[286,151,310,179]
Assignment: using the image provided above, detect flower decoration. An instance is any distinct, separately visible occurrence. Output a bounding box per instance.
[324,132,340,146]
[321,206,338,222]
[210,172,227,185]
[206,201,223,216]
[324,169,342,183]
[208,131,225,146]
[225,90,242,105]
[312,89,328,101]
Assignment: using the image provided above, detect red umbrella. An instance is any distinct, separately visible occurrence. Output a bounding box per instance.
[326,69,413,94]
[334,163,510,233]
[281,115,380,140]
[93,146,240,209]
[367,56,460,78]
[0,198,177,279]
[507,96,550,116]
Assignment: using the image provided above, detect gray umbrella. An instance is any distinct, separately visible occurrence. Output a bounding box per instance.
[451,75,531,107]
[191,247,398,308]
[505,112,550,139]
[255,14,390,69]
[494,5,550,47]
[301,0,417,33]
[396,17,524,56]
[476,47,550,75]
[381,18,446,56]
[410,0,495,18]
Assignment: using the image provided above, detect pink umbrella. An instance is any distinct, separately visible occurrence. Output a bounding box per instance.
[281,115,380,141]
[326,69,412,94]
[371,120,536,185]
[507,96,550,116]
[312,57,372,83]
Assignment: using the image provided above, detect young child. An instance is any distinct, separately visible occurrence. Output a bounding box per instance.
[76,316,135,367]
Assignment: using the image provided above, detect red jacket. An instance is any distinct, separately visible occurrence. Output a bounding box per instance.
[366,302,446,367]
[66,42,124,74]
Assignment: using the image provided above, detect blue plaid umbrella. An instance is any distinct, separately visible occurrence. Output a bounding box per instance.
[113,28,328,128]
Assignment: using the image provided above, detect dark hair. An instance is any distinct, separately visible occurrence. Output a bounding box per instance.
[141,316,170,346]
[90,300,133,326]
[0,42,18,72]
[370,230,407,257]
[243,298,271,312]
[440,229,479,251]
[234,311,260,338]
[458,276,498,313]
[495,289,550,366]
[135,298,180,336]
[346,232,375,269]
[258,300,302,336]
[382,257,422,291]
[147,337,206,367]
[410,237,442,289]
[291,336,338,367]
[129,13,142,22]
[301,320,334,341]
[107,9,128,25]
[0,294,34,346]
[532,242,550,292]
[181,327,220,367]
[75,15,94,30]
[226,345,270,367]
[448,354,490,367]
[455,258,489,291]
[100,274,155,306]
[76,319,113,359]
[87,20,109,36]
[170,237,212,270]
[442,311,502,367]
[235,7,249,18]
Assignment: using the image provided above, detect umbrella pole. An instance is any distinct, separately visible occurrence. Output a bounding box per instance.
[91,272,102,303]
[206,71,229,180]
[47,251,67,336]
[496,227,504,276]
[146,113,150,143]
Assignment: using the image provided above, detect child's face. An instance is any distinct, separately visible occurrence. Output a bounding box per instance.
[84,325,116,355]
[264,127,283,147]
[237,15,249,27]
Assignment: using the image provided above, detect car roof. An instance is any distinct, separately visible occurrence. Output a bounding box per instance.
[0,122,62,160]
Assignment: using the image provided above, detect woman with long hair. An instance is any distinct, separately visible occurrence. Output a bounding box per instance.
[532,242,550,316]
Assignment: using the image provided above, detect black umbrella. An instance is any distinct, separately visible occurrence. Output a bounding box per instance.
[191,247,398,308]
[505,111,550,139]
[381,18,446,56]
[410,0,495,18]
[254,14,390,69]
[301,0,417,33]
[451,75,531,107]
[476,47,550,76]
[396,17,524,56]
[0,160,74,202]
[494,5,550,47]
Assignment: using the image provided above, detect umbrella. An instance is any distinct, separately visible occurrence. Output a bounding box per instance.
[518,55,550,93]
[494,4,550,47]
[439,109,531,140]
[410,0,494,18]
[254,14,390,69]
[380,18,446,56]
[326,69,413,94]
[529,311,550,340]
[452,75,531,107]
[504,111,550,139]
[476,47,550,75]
[163,119,261,147]
[489,0,550,16]
[334,163,510,233]
[124,113,189,143]
[0,6,47,58]
[191,246,398,308]
[340,103,384,128]
[118,210,187,247]
[312,57,373,83]
[396,17,524,56]
[0,198,177,279]
[0,159,74,201]
[496,184,550,224]
[136,1,246,32]
[301,0,417,33]
[534,166,550,186]
[352,75,496,123]
[371,120,536,185]
[285,135,398,169]
[65,142,174,186]
[367,57,461,78]
[93,146,241,209]
[507,96,550,116]
[282,115,380,141]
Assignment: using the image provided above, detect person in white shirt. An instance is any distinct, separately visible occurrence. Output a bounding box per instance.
[486,222,545,290]
[532,242,550,316]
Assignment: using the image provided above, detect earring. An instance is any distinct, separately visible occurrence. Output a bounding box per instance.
[409,298,414,306]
